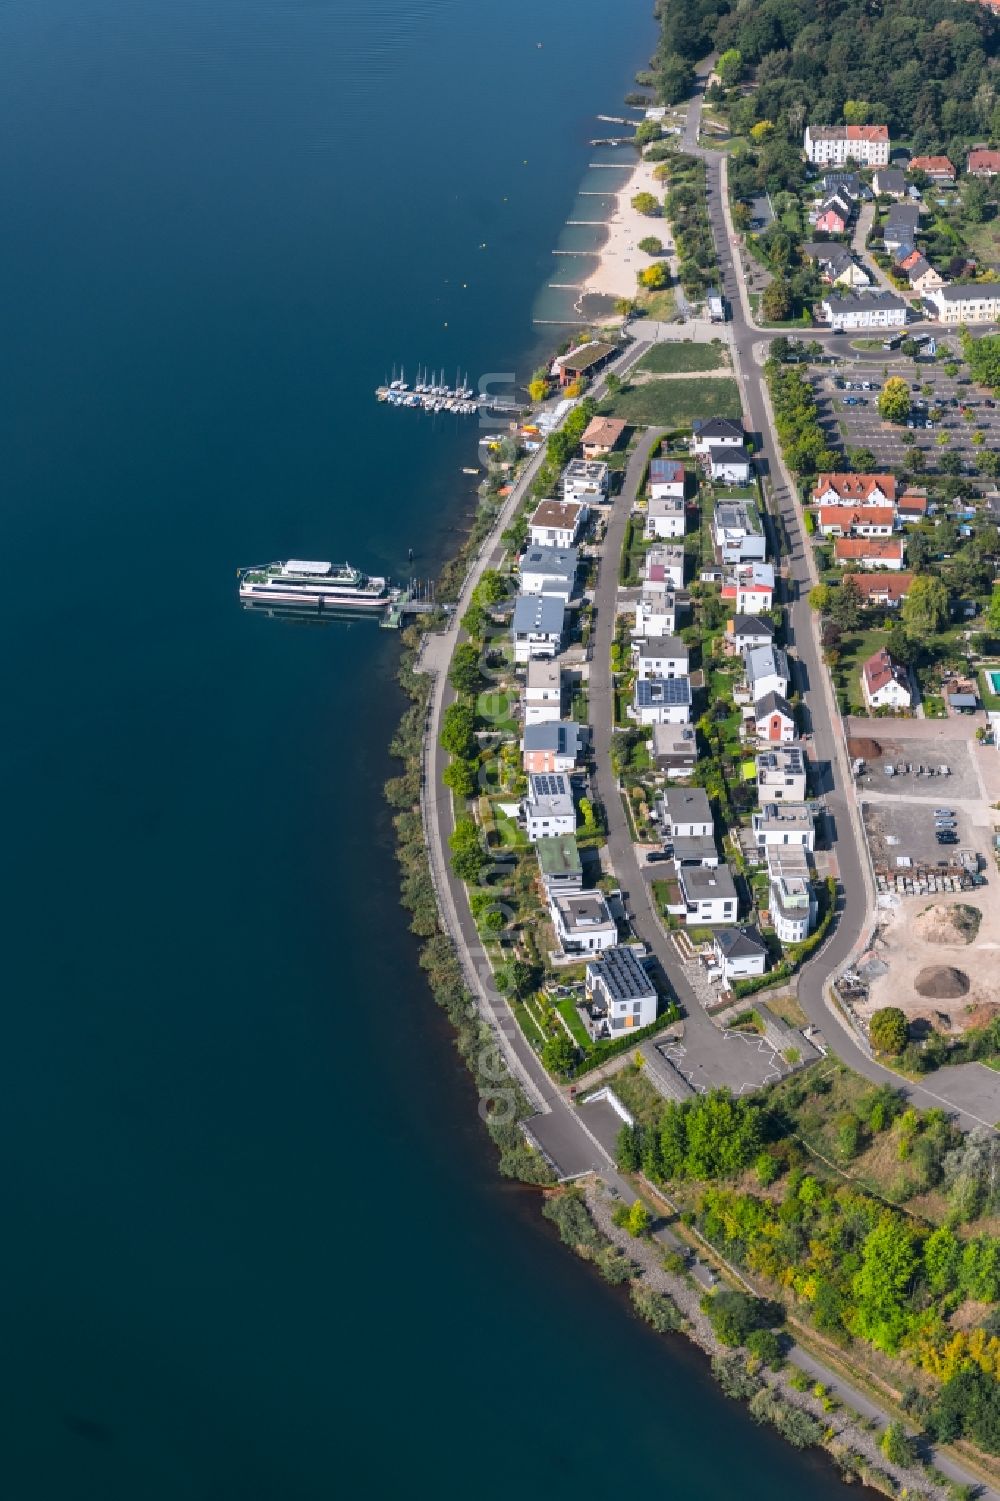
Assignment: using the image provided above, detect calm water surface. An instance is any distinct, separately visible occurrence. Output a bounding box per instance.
[0,2,863,1495]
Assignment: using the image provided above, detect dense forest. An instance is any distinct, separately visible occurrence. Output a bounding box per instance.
[650,0,1000,157]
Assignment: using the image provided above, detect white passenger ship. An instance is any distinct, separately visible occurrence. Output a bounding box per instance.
[238,559,393,611]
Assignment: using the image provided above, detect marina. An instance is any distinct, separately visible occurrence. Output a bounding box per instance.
[375,364,525,415]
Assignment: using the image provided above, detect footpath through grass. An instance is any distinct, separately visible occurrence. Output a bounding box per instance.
[599,375,741,428]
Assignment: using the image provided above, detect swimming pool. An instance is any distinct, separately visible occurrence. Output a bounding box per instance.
[989,670,1000,697]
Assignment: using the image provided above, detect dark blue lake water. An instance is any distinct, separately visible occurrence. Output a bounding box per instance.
[0,2,862,1495]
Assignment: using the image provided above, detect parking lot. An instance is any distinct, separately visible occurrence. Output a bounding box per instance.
[862,798,973,868]
[810,357,1000,474]
[853,731,982,803]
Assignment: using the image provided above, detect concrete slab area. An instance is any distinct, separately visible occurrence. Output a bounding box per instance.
[659,1029,788,1097]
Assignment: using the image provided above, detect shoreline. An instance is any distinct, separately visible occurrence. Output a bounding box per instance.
[576,154,671,303]
[382,41,1000,1501]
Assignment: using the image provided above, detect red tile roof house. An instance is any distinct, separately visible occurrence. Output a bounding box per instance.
[812,473,897,506]
[861,647,914,711]
[851,572,913,609]
[896,247,923,274]
[818,505,895,537]
[908,154,956,183]
[834,536,905,570]
[897,490,928,523]
[968,148,1000,178]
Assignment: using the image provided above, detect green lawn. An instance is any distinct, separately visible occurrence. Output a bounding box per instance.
[599,375,741,428]
[637,342,726,374]
[555,997,593,1052]
[636,287,678,322]
[832,627,891,713]
[979,666,1000,712]
[475,688,517,733]
[494,810,529,849]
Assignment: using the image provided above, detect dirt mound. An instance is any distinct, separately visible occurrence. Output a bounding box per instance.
[914,902,982,946]
[915,965,971,1000]
[848,736,882,761]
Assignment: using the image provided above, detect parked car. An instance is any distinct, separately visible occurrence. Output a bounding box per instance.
[936,831,958,845]
[934,809,953,817]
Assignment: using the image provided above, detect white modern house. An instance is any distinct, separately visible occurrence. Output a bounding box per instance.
[548,889,617,957]
[659,786,713,839]
[767,845,817,944]
[634,635,689,681]
[711,927,768,982]
[518,545,578,601]
[752,802,816,853]
[528,498,587,549]
[754,692,797,745]
[746,644,790,703]
[925,284,1000,325]
[676,865,738,925]
[634,583,679,639]
[512,593,565,663]
[756,744,808,802]
[861,647,914,711]
[712,500,766,564]
[524,658,562,726]
[722,561,774,615]
[646,495,686,540]
[644,544,686,591]
[803,124,890,167]
[649,457,685,500]
[522,772,575,841]
[692,417,745,456]
[708,446,753,484]
[563,459,609,502]
[584,946,658,1038]
[727,614,774,653]
[536,833,583,894]
[633,676,692,726]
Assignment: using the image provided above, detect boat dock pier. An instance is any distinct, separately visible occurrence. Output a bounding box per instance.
[375,365,526,417]
[380,581,438,628]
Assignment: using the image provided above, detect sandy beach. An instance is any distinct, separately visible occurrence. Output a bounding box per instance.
[578,156,672,301]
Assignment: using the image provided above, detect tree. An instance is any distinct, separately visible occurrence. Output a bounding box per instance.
[442,758,476,799]
[477,569,506,606]
[852,1215,920,1352]
[878,376,910,424]
[761,278,791,322]
[449,817,486,883]
[528,378,548,402]
[626,1200,651,1237]
[745,1328,782,1367]
[755,1151,780,1186]
[702,1289,775,1347]
[848,446,877,472]
[829,574,862,630]
[716,47,742,87]
[638,235,664,255]
[617,1122,641,1172]
[638,262,669,290]
[808,583,832,614]
[881,1421,916,1467]
[440,700,476,757]
[902,573,949,636]
[884,624,918,666]
[869,1007,908,1056]
[542,1030,577,1078]
[631,191,660,216]
[634,120,661,148]
[448,641,482,696]
[496,958,532,999]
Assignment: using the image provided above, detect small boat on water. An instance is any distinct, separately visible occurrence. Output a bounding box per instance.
[238,559,394,611]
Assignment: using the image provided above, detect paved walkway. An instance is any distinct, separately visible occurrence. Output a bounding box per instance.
[851,201,896,292]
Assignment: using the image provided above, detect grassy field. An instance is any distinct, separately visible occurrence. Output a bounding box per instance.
[636,287,678,322]
[637,341,726,374]
[599,375,741,429]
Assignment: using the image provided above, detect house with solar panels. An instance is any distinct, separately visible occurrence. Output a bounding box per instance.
[633,675,693,726]
[522,773,576,841]
[584,946,658,1039]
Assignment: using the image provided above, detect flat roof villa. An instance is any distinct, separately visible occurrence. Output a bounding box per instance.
[584,945,658,1038]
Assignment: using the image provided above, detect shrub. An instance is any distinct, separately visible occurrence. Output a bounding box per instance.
[869,1007,908,1056]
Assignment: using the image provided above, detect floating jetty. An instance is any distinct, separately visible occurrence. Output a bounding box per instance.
[375,364,525,416]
